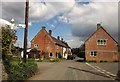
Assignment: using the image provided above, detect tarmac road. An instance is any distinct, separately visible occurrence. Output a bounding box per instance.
[28,58,118,81]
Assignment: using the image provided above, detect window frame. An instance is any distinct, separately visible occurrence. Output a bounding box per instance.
[97,39,107,45]
[90,51,97,57]
[50,53,53,57]
[34,44,38,48]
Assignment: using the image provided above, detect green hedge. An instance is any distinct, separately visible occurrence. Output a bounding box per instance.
[100,60,108,63]
[6,59,38,82]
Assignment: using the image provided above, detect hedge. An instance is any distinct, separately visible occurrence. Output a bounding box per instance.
[4,59,38,82]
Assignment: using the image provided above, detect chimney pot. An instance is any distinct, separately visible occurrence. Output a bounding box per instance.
[49,30,52,36]
[97,23,101,29]
[57,36,60,40]
[61,38,63,41]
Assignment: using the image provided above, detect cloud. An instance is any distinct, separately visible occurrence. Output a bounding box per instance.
[2,2,25,21]
[1,1,75,22]
[0,18,31,29]
[58,15,69,23]
[14,40,23,48]
[1,0,118,48]
[1,0,119,2]
[60,2,118,41]
[66,37,84,48]
[0,18,11,27]
[14,40,31,48]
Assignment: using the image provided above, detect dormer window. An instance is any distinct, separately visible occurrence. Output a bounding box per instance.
[97,39,107,45]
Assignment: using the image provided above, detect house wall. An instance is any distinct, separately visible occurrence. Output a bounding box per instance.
[31,28,63,59]
[55,45,63,58]
[85,27,118,62]
[62,48,72,59]
[63,47,67,59]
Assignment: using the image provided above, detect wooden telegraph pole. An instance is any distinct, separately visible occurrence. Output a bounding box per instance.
[23,0,29,62]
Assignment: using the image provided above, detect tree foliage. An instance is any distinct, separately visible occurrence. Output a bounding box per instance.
[71,48,85,59]
[2,25,17,54]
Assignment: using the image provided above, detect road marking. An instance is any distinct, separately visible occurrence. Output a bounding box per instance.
[95,66,117,77]
[85,63,115,80]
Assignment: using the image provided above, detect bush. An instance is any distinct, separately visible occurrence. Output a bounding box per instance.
[77,51,85,58]
[36,58,65,62]
[113,60,119,62]
[100,60,108,63]
[6,60,38,82]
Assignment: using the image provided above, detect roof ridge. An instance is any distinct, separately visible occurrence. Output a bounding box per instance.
[85,26,118,44]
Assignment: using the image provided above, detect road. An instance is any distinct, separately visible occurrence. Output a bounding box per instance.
[28,58,118,80]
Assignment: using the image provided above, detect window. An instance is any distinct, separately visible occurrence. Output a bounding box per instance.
[34,44,38,48]
[50,53,53,57]
[97,39,107,45]
[90,51,97,56]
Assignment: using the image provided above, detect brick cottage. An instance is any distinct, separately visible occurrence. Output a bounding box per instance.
[31,26,72,59]
[85,24,119,62]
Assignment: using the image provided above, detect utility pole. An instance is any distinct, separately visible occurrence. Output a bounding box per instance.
[23,0,29,63]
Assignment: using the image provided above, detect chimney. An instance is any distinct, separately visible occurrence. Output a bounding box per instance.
[49,30,52,36]
[97,23,101,29]
[42,26,46,29]
[61,38,63,42]
[57,36,60,40]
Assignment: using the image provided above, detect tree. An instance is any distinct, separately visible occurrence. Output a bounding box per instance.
[1,25,17,61]
[1,25,17,80]
[71,48,85,60]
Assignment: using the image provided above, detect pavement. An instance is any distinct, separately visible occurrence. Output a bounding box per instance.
[27,57,118,80]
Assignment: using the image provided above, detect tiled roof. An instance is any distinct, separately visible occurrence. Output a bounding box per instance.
[31,26,70,48]
[51,36,70,48]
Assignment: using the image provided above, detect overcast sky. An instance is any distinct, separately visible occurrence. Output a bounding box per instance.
[0,0,119,48]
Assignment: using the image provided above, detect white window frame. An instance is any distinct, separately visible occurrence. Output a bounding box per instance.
[97,39,107,45]
[34,44,38,48]
[49,53,53,57]
[90,51,97,57]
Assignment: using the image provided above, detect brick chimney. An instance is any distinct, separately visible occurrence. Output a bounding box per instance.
[97,23,101,29]
[61,38,63,42]
[49,30,52,36]
[57,36,60,40]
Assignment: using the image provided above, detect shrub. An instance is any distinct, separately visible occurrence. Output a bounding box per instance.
[100,60,108,63]
[100,60,103,63]
[113,60,119,62]
[6,59,38,82]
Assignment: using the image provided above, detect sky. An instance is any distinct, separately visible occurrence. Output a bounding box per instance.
[0,0,119,48]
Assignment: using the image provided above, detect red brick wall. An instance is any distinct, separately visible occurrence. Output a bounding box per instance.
[85,27,118,62]
[31,28,63,59]
[55,45,63,57]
